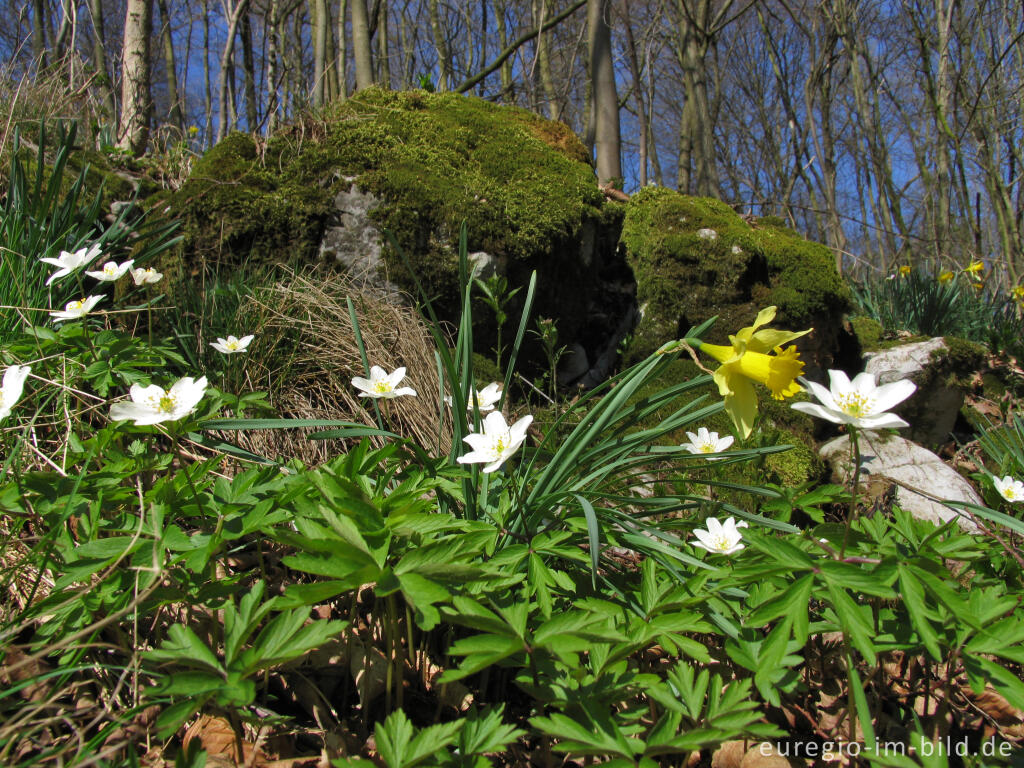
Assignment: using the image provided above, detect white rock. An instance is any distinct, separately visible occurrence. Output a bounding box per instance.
[820,431,981,533]
[863,338,962,448]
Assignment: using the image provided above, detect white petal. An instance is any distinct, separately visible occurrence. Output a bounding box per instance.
[870,379,917,414]
[388,367,407,386]
[856,412,910,430]
[827,369,854,393]
[804,379,840,411]
[790,401,845,424]
[509,414,533,441]
[392,386,417,397]
[351,377,372,392]
[481,411,510,435]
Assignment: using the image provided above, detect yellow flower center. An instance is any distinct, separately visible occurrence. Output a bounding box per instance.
[835,391,873,417]
[700,443,715,453]
[373,380,393,394]
[148,392,177,413]
[227,340,239,350]
[104,264,117,275]
[493,436,507,454]
[68,300,84,312]
[710,534,730,551]
[1005,486,1021,501]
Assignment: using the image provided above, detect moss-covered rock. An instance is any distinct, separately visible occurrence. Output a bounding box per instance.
[620,187,854,376]
[167,89,615,354]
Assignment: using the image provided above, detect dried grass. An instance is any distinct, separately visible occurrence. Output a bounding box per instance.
[226,268,452,465]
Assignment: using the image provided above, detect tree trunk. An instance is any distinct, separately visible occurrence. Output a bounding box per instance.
[621,0,647,186]
[534,0,559,119]
[351,0,375,89]
[337,0,349,98]
[588,0,621,184]
[215,0,253,142]
[241,7,258,128]
[156,0,184,132]
[377,0,390,86]
[118,0,153,156]
[32,0,48,68]
[312,0,328,105]
[429,0,451,90]
[87,0,117,122]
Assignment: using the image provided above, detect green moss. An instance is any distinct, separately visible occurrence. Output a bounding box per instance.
[850,316,884,351]
[168,89,606,330]
[620,187,851,366]
[936,336,987,386]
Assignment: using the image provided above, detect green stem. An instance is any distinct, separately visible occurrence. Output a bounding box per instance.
[841,426,862,558]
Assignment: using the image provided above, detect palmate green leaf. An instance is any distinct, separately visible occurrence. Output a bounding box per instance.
[530,712,638,759]
[963,654,1024,711]
[906,563,981,631]
[397,571,450,630]
[375,711,463,768]
[440,634,525,681]
[746,573,813,634]
[897,564,943,662]
[823,579,877,664]
[242,610,346,675]
[147,625,222,672]
[458,706,525,759]
[223,580,274,664]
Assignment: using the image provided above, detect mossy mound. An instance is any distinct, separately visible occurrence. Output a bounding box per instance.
[620,187,853,374]
[167,89,609,340]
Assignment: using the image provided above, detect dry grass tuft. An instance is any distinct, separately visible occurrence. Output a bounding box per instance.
[227,268,452,465]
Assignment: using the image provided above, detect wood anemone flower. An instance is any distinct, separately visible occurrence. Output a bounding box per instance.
[85,259,135,282]
[994,475,1024,503]
[0,365,31,422]
[791,369,916,430]
[40,244,102,286]
[681,427,734,459]
[109,376,209,426]
[50,295,105,322]
[693,306,811,439]
[692,516,748,555]
[210,335,254,354]
[457,411,532,474]
[351,366,417,399]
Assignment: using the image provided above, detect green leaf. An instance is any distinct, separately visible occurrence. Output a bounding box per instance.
[897,565,942,661]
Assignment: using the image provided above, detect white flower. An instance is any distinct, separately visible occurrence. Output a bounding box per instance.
[50,295,105,322]
[790,369,916,430]
[351,366,417,398]
[85,259,134,282]
[696,228,719,241]
[0,365,31,421]
[40,244,103,285]
[731,244,743,255]
[131,267,164,285]
[692,516,749,555]
[444,382,502,412]
[210,334,254,354]
[682,427,734,458]
[109,376,208,426]
[457,411,533,473]
[993,475,1024,503]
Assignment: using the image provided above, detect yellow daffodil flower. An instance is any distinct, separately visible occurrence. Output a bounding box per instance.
[938,270,954,284]
[964,260,984,277]
[690,306,811,439]
[899,265,911,277]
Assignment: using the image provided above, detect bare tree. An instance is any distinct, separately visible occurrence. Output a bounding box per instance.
[119,0,153,155]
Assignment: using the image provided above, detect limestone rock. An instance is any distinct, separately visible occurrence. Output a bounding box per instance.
[820,431,981,532]
[863,337,984,448]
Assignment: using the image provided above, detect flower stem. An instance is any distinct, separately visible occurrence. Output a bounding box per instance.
[841,426,862,558]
